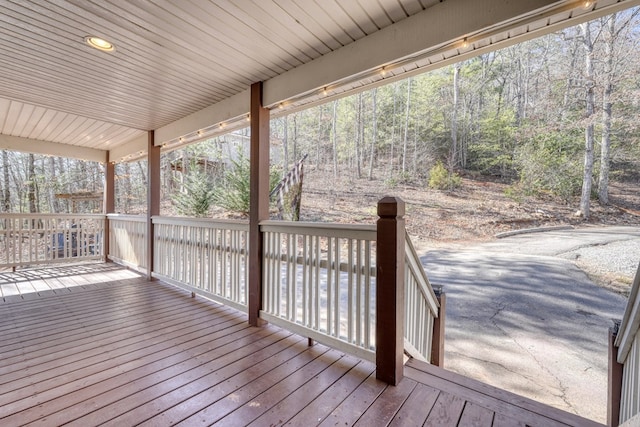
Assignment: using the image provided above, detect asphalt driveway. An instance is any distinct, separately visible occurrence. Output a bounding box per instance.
[421,226,640,424]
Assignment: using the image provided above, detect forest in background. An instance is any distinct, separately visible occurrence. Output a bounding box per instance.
[1,9,639,220]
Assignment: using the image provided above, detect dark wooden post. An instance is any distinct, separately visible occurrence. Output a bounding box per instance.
[376,196,405,385]
[431,285,446,367]
[147,130,160,280]
[103,153,115,261]
[608,320,622,427]
[248,81,270,326]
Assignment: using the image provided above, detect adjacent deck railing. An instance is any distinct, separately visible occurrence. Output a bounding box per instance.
[0,214,104,268]
[107,214,147,272]
[1,197,441,384]
[404,234,439,362]
[152,216,249,312]
[260,221,377,362]
[614,262,640,426]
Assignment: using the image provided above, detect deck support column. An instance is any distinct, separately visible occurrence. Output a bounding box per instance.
[431,286,446,367]
[147,130,160,280]
[376,196,405,385]
[608,321,622,427]
[103,153,115,261]
[248,82,270,326]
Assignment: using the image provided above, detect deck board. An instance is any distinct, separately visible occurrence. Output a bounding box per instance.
[0,263,605,427]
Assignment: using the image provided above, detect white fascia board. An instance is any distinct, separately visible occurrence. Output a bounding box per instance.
[154,89,250,146]
[108,134,148,162]
[263,0,564,107]
[0,134,107,163]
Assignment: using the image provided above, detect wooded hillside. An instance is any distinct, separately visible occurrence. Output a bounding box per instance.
[2,10,639,220]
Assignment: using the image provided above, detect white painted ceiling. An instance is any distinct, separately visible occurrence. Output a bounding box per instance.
[0,0,637,162]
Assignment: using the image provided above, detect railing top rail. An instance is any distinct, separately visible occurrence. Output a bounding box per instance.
[152,215,249,230]
[0,213,106,219]
[405,232,439,315]
[107,214,147,221]
[260,220,376,239]
[615,261,640,363]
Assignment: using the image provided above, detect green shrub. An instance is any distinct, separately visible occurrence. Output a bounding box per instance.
[213,155,281,215]
[172,168,216,217]
[428,161,462,190]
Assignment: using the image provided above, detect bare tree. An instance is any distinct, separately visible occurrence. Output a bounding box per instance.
[579,21,596,219]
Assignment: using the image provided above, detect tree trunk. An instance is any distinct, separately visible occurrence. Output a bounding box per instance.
[598,14,617,205]
[579,22,595,219]
[368,88,377,180]
[282,116,289,177]
[450,65,460,170]
[316,106,323,169]
[28,153,37,213]
[331,100,339,178]
[389,83,399,177]
[2,150,11,212]
[402,78,412,175]
[355,92,363,178]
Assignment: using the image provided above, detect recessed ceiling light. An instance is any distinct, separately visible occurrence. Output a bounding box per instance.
[84,36,116,52]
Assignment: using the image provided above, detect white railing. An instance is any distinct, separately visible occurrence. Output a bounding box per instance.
[152,216,249,312]
[0,214,104,268]
[616,262,640,425]
[260,221,377,362]
[107,214,147,272]
[404,233,440,362]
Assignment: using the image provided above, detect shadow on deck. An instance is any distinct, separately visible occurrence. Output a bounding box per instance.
[0,263,603,426]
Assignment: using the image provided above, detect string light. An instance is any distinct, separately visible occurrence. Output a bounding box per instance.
[460,38,469,49]
[322,87,328,96]
[380,67,387,76]
[582,1,593,9]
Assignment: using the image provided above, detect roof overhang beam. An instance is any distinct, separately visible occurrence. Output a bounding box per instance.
[0,134,107,163]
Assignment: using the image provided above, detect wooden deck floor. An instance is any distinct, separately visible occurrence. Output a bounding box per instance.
[0,263,603,426]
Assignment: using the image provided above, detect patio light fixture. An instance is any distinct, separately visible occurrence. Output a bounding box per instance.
[84,36,116,52]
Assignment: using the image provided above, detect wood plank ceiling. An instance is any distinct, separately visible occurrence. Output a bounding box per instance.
[0,0,638,163]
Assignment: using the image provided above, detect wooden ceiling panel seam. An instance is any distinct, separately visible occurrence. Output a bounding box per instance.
[0,35,228,110]
[318,0,367,41]
[14,104,36,136]
[47,115,90,143]
[361,0,395,27]
[62,117,105,146]
[0,76,175,128]
[397,0,424,16]
[272,0,344,51]
[223,0,322,63]
[164,0,294,74]
[0,99,11,133]
[87,128,144,150]
[26,108,60,141]
[335,1,380,35]
[254,1,334,57]
[379,0,406,22]
[32,110,69,142]
[3,101,24,137]
[33,1,254,94]
[191,0,307,69]
[0,84,173,131]
[100,0,287,81]
[300,0,359,46]
[66,121,139,148]
[0,8,242,106]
